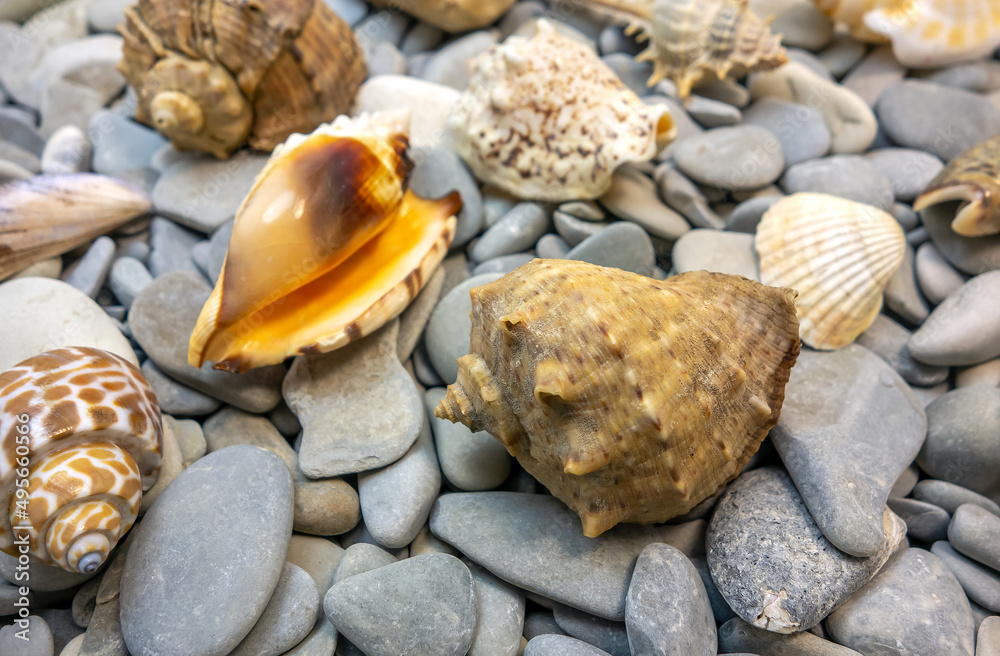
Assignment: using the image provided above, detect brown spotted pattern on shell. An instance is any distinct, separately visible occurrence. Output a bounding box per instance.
[434,259,801,537]
[915,135,1000,238]
[118,0,367,158]
[0,347,162,573]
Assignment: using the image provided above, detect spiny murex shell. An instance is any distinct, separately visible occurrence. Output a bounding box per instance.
[813,0,1000,67]
[577,0,787,98]
[449,19,676,202]
[118,0,367,158]
[755,193,905,351]
[0,347,163,573]
[0,174,151,281]
[434,259,801,537]
[188,111,461,373]
[915,135,1000,238]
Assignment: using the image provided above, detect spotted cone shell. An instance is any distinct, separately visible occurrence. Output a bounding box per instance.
[915,135,1000,238]
[0,347,163,573]
[434,260,801,537]
[756,193,906,351]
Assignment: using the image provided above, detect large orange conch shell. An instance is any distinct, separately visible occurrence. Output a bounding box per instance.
[435,260,801,537]
[188,112,461,373]
[118,0,367,158]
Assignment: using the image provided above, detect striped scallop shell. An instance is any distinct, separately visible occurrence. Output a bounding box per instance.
[755,193,906,350]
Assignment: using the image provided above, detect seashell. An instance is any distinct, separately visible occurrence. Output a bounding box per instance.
[578,0,787,98]
[188,112,461,373]
[0,174,152,281]
[914,135,1000,238]
[449,19,676,202]
[0,347,163,573]
[434,259,801,537]
[814,0,1000,67]
[755,192,906,351]
[117,0,367,159]
[368,0,516,32]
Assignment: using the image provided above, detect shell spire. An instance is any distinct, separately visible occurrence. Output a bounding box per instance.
[435,260,801,537]
[915,135,1000,238]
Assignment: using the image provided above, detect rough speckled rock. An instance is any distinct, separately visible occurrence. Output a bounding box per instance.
[909,272,1000,367]
[625,544,716,656]
[120,446,294,656]
[949,504,1000,572]
[770,345,926,557]
[324,554,477,656]
[707,467,906,633]
[826,548,975,656]
[718,617,862,655]
[932,541,1000,612]
[284,320,423,478]
[524,635,613,656]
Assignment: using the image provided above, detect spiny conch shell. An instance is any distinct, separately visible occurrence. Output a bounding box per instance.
[814,0,1000,67]
[118,0,367,158]
[0,174,152,281]
[578,0,787,98]
[188,112,461,373]
[755,193,906,351]
[449,19,676,202]
[0,347,163,573]
[914,135,1000,238]
[434,259,801,538]
[368,0,516,32]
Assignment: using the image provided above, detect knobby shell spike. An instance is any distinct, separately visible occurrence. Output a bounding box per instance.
[434,259,801,537]
[188,112,461,373]
[914,135,1000,238]
[0,174,152,281]
[449,19,676,201]
[0,347,163,573]
[755,193,906,351]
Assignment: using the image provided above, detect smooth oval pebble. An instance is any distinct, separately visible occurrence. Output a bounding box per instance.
[741,98,830,166]
[913,480,1000,517]
[120,445,294,656]
[425,273,505,384]
[333,543,398,585]
[409,146,483,247]
[0,615,54,656]
[599,165,690,240]
[424,388,512,491]
[825,548,975,656]
[855,314,949,387]
[841,45,905,107]
[717,617,862,656]
[885,497,950,543]
[536,233,571,259]
[949,504,1000,573]
[564,222,656,277]
[915,241,967,306]
[908,271,1000,367]
[672,126,783,190]
[40,124,91,174]
[553,605,628,656]
[470,202,550,263]
[931,541,1000,612]
[466,560,525,656]
[524,634,613,656]
[920,202,1000,276]
[228,562,319,656]
[864,148,943,203]
[781,155,893,209]
[671,229,759,281]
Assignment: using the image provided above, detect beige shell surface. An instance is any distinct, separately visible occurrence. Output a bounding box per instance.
[369,0,516,32]
[118,0,366,158]
[756,193,906,351]
[189,112,461,373]
[0,174,151,281]
[435,259,801,538]
[815,0,1000,66]
[449,20,676,202]
[915,135,1000,238]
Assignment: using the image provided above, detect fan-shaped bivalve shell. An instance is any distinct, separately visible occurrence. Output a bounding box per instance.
[449,19,676,202]
[0,174,152,281]
[188,112,461,373]
[755,193,906,351]
[915,135,1000,238]
[435,259,801,537]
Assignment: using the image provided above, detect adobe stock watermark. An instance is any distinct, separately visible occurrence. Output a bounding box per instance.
[11,412,33,642]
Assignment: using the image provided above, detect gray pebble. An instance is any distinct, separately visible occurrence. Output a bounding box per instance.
[884,242,930,324]
[785,48,834,80]
[421,31,498,89]
[471,203,550,263]
[856,314,949,387]
[916,241,967,306]
[40,123,90,173]
[552,606,628,656]
[671,230,758,280]
[600,165,691,240]
[140,359,220,416]
[0,139,40,173]
[229,563,319,656]
[108,256,153,309]
[949,504,1000,573]
[909,271,1000,366]
[865,148,944,202]
[979,616,1000,656]
[410,147,483,247]
[120,446,294,656]
[717,617,861,656]
[466,560,525,656]
[565,222,656,277]
[913,480,1000,517]
[397,266,445,362]
[684,94,742,128]
[0,615,54,656]
[333,543,398,585]
[425,388,511,491]
[692,79,749,107]
[399,22,443,56]
[323,0,367,24]
[725,195,782,233]
[672,126,784,191]
[0,106,45,154]
[425,272,504,384]
[524,635,612,656]
[535,235,570,260]
[889,202,920,231]
[62,235,115,298]
[602,53,653,96]
[890,465,920,499]
[921,202,1000,276]
[923,61,1000,93]
[707,467,905,633]
[472,253,536,276]
[324,554,477,656]
[841,45,905,107]
[412,343,444,388]
[87,109,166,176]
[553,211,609,246]
[524,612,566,640]
[481,186,519,228]
[886,497,951,542]
[826,548,975,656]
[817,34,867,77]
[932,541,1000,612]
[147,217,201,278]
[366,42,406,77]
[355,10,408,50]
[654,165,724,230]
[781,155,894,209]
[742,98,831,166]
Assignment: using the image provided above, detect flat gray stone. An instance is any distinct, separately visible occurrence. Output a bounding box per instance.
[865,148,944,203]
[128,271,285,413]
[536,234,571,259]
[856,314,949,387]
[0,106,45,154]
[916,241,967,306]
[980,616,1000,656]
[0,615,54,656]
[324,554,477,656]
[654,165,724,230]
[524,612,566,640]
[425,388,512,491]
[429,492,709,621]
[932,541,1000,612]
[742,98,830,166]
[886,497,950,542]
[707,467,906,633]
[147,217,201,277]
[565,222,656,277]
[466,560,525,656]
[424,273,504,384]
[470,202,551,263]
[921,202,1000,276]
[140,359,220,416]
[684,94,742,128]
[949,504,1000,573]
[725,195,782,234]
[422,31,498,89]
[524,635,612,656]
[717,617,862,656]
[909,271,1000,366]
[121,446,294,656]
[62,235,115,298]
[671,230,758,280]
[87,110,166,176]
[357,415,441,549]
[472,253,536,276]
[884,242,930,323]
[672,126,784,190]
[410,147,483,247]
[770,345,926,557]
[284,320,422,478]
[781,155,894,209]
[625,543,716,656]
[108,256,153,309]
[689,556,735,625]
[333,542,397,586]
[914,480,1000,517]
[842,45,906,107]
[553,605,629,656]
[229,563,319,656]
[599,165,691,240]
[828,548,974,655]
[554,211,610,246]
[917,386,1000,501]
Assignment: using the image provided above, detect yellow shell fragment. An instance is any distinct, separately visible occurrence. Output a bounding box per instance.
[188,113,460,373]
[915,135,1000,238]
[435,259,801,537]
[449,19,676,202]
[755,193,906,351]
